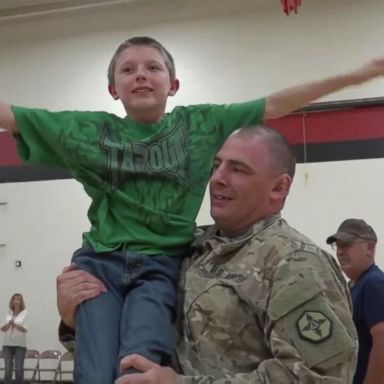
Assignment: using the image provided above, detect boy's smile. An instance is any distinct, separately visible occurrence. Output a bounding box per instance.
[108,45,179,123]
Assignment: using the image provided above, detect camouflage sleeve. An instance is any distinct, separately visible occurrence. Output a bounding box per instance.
[177,251,357,384]
[262,250,357,383]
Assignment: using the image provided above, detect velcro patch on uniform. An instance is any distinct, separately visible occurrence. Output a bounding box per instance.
[268,267,325,320]
[296,311,332,344]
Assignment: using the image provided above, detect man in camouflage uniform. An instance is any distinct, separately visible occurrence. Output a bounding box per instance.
[57,126,357,383]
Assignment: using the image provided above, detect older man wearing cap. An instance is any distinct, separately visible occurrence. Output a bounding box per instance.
[327,219,384,384]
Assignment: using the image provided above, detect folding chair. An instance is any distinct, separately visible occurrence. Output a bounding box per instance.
[0,349,5,381]
[53,351,74,383]
[24,349,40,383]
[37,350,61,383]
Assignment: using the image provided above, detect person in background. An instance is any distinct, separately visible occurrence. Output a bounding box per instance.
[1,293,28,384]
[327,219,384,384]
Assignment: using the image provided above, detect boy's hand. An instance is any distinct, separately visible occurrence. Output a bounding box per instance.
[264,55,384,120]
[115,354,179,384]
[353,56,384,82]
[56,263,107,329]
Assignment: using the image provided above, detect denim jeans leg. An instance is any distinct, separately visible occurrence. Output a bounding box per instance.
[72,248,126,384]
[119,254,182,369]
[14,347,26,384]
[2,346,15,384]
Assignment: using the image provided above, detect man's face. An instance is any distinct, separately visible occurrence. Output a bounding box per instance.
[334,239,374,281]
[108,45,179,122]
[209,134,289,236]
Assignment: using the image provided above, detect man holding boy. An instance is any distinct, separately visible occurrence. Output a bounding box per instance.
[58,126,358,383]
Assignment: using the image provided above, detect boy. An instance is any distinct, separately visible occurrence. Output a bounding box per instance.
[1,36,384,383]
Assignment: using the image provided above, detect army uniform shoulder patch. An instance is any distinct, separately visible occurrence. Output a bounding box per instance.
[296,311,332,344]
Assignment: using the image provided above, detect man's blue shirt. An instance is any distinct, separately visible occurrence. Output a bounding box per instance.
[351,264,384,384]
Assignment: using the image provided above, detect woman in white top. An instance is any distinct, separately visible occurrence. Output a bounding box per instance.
[1,293,28,384]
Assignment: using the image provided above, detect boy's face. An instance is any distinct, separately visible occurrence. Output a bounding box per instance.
[109,45,179,123]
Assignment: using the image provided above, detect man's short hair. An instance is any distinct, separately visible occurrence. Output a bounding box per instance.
[235,125,296,178]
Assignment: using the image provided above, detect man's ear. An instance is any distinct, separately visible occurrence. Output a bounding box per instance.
[271,174,292,201]
[108,84,119,100]
[367,241,376,260]
[168,79,180,96]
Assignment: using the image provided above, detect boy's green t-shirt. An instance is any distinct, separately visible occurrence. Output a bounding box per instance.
[13,100,265,255]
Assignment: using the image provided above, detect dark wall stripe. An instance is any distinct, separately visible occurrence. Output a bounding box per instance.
[1,139,382,183]
[0,165,71,183]
[294,139,384,164]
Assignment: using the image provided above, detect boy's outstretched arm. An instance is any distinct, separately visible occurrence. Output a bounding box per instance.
[264,57,384,120]
[0,101,17,133]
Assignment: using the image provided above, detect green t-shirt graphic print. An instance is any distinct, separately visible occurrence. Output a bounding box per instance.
[13,99,265,255]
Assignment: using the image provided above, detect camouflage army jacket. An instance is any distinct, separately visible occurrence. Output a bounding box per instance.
[176,214,357,384]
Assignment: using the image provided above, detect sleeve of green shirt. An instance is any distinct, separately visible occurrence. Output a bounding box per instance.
[209,98,266,139]
[12,106,82,168]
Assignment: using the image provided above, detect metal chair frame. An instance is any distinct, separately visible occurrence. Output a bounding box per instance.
[24,349,40,383]
[53,351,74,383]
[37,350,62,383]
[0,350,5,381]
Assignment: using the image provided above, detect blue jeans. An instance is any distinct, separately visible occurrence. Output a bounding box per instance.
[72,246,182,384]
[2,346,26,384]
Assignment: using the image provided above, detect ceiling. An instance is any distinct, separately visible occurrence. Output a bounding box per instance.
[0,0,136,19]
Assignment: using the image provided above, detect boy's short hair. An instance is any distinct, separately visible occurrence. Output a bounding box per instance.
[107,36,176,86]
